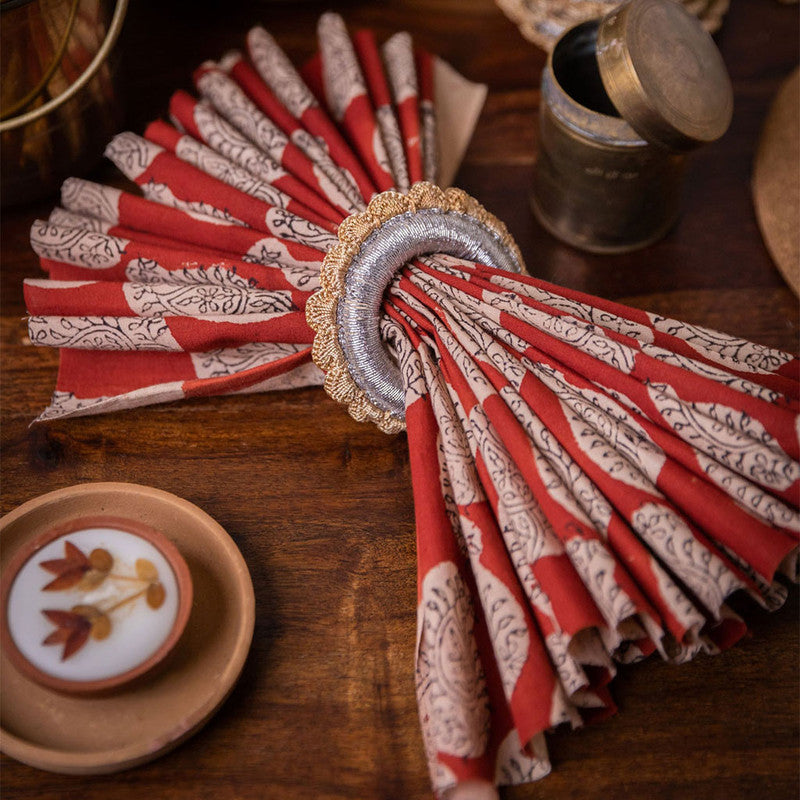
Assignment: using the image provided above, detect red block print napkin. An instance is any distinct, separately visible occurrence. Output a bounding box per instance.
[25,14,486,424]
[384,254,798,793]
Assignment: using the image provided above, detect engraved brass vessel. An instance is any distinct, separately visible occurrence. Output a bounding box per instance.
[531,0,733,253]
[0,0,128,207]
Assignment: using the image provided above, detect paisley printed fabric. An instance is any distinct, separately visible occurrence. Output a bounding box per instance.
[383,258,798,793]
[24,13,476,424]
[23,12,799,800]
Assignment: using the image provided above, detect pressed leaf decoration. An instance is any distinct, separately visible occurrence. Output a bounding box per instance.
[42,609,91,660]
[136,558,158,582]
[91,614,112,640]
[38,541,168,660]
[71,604,112,640]
[146,582,166,610]
[89,547,113,571]
[39,540,91,591]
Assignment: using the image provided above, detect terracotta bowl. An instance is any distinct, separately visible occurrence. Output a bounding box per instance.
[1,482,255,775]
[1,515,193,695]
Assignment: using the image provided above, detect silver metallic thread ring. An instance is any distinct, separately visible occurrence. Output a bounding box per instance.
[306,183,526,434]
[339,208,523,420]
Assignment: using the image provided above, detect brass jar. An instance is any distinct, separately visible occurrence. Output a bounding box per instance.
[531,0,733,253]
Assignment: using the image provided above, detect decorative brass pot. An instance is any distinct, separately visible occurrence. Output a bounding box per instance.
[531,0,733,253]
[0,0,128,207]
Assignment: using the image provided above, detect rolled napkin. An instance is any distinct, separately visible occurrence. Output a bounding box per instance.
[23,13,799,799]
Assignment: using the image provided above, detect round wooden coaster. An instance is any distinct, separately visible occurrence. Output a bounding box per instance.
[0,482,255,774]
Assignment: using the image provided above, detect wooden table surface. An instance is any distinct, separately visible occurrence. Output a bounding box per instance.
[1,1,798,798]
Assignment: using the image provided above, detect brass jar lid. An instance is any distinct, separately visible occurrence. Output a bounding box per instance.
[596,0,733,151]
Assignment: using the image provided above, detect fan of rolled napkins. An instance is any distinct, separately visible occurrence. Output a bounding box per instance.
[23,11,800,800]
[25,13,485,421]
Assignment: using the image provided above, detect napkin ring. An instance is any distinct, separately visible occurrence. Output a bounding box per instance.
[306,182,526,434]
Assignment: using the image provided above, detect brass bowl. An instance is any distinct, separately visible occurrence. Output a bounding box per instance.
[0,0,128,207]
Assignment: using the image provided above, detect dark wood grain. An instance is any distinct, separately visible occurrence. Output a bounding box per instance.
[1,1,798,799]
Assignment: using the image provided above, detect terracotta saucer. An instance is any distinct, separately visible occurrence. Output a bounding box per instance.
[0,482,255,775]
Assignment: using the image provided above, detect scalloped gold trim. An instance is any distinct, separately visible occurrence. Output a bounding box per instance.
[306,181,524,434]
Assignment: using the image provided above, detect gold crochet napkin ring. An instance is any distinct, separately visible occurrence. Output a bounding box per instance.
[306,182,525,434]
